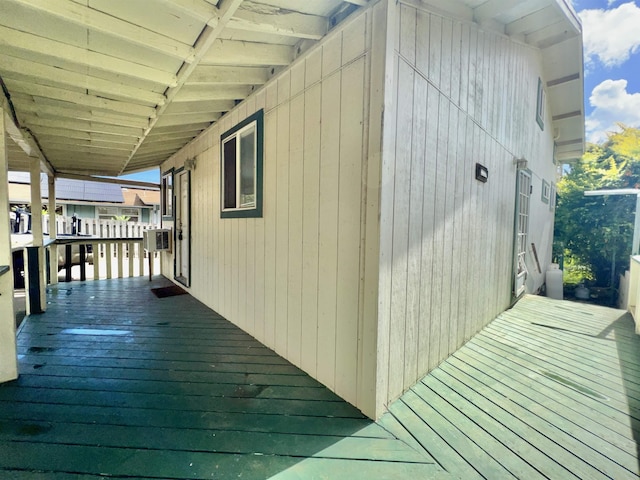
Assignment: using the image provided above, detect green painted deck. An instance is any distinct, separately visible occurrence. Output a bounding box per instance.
[0,277,444,480]
[385,295,640,479]
[2,280,640,479]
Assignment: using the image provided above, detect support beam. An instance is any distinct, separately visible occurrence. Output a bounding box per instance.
[228,7,327,40]
[8,0,195,62]
[0,25,177,87]
[121,0,245,174]
[56,173,159,189]
[47,175,58,286]
[6,81,157,119]
[0,54,166,106]
[200,39,293,65]
[0,106,19,382]
[29,157,46,313]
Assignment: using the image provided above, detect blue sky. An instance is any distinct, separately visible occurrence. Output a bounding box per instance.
[571,0,640,143]
[122,0,640,184]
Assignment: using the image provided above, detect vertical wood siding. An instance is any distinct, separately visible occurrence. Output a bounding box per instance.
[376,3,558,414]
[161,4,384,418]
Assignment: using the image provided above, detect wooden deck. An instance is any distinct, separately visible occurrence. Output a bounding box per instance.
[2,280,640,479]
[386,295,640,479]
[0,277,443,479]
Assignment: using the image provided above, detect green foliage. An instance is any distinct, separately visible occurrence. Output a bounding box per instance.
[555,126,640,287]
[112,215,131,222]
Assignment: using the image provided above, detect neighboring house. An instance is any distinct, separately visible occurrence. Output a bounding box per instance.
[158,0,584,418]
[7,172,160,225]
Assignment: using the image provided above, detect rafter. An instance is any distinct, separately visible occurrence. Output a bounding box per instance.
[155,113,221,127]
[0,25,177,87]
[6,81,156,118]
[7,0,195,62]
[22,116,143,137]
[13,102,151,129]
[173,85,253,102]
[200,39,293,65]
[228,5,327,40]
[187,66,270,84]
[122,0,246,174]
[0,54,166,106]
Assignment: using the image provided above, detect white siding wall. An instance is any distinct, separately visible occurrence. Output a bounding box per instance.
[375,3,558,414]
[161,4,385,418]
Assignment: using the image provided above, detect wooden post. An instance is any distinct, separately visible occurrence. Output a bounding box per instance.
[0,108,18,382]
[29,156,46,312]
[48,175,58,285]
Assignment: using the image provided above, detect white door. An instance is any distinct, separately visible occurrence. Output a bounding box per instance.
[514,169,531,297]
[175,170,190,285]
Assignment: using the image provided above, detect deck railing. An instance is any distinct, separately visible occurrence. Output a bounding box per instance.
[53,237,159,282]
[626,255,640,332]
[43,214,154,238]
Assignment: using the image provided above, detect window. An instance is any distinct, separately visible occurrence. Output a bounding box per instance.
[97,206,118,220]
[161,170,173,218]
[550,184,557,211]
[221,109,264,218]
[536,77,545,131]
[541,180,550,204]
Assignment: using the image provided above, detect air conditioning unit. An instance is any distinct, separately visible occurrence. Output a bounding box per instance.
[143,229,171,252]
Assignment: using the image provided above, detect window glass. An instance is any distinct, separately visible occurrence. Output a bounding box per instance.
[239,126,256,208]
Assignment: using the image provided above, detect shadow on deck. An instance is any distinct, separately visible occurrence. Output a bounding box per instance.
[384,295,640,480]
[0,277,442,480]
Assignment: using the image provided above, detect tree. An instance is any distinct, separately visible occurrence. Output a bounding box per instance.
[555,126,640,288]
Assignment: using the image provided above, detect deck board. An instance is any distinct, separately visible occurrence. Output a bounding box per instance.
[385,295,640,479]
[0,277,441,479]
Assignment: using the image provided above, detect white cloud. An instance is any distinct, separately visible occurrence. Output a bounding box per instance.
[579,2,640,67]
[586,79,640,143]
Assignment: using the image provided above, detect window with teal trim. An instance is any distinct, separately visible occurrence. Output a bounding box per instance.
[220,109,263,218]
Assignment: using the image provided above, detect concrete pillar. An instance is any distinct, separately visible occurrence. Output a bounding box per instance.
[48,175,58,285]
[0,109,18,382]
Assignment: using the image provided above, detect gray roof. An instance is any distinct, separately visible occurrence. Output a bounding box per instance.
[8,172,123,203]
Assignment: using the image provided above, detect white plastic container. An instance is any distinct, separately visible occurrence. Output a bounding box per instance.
[546,263,563,300]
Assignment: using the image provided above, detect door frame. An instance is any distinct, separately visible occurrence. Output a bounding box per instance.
[512,168,532,299]
[173,167,191,287]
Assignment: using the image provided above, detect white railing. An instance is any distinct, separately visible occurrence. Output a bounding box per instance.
[55,237,160,282]
[627,256,640,332]
[43,214,155,238]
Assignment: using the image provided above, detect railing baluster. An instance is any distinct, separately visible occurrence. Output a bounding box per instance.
[105,242,113,280]
[117,242,124,278]
[92,242,99,280]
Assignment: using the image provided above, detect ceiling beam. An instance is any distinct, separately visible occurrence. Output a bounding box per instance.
[6,81,156,118]
[173,85,253,102]
[0,25,177,87]
[22,116,143,137]
[29,127,138,145]
[38,136,135,151]
[186,66,270,84]
[343,0,368,6]
[228,5,327,40]
[155,113,221,127]
[122,0,246,174]
[0,54,166,106]
[200,39,293,66]
[13,101,151,129]
[8,0,195,62]
[163,99,235,114]
[57,172,159,189]
[157,0,220,26]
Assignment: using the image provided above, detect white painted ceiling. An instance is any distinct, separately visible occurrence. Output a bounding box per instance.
[1,0,583,179]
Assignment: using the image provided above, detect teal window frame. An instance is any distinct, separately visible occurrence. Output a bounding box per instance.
[220,109,264,218]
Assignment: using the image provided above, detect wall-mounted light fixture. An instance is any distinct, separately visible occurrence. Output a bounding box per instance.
[184,157,196,171]
[475,163,488,183]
